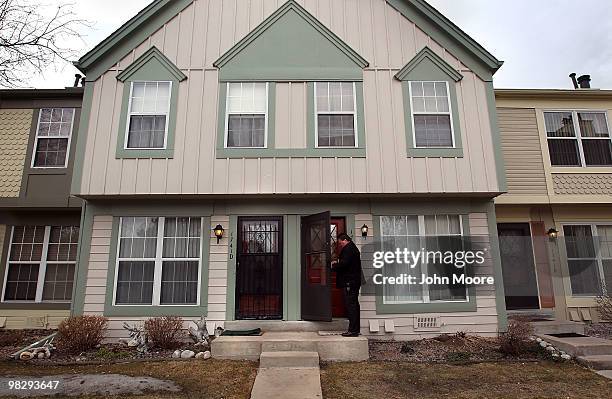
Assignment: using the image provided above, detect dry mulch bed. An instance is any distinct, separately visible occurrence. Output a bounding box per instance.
[586,323,612,340]
[369,334,547,363]
[0,329,55,360]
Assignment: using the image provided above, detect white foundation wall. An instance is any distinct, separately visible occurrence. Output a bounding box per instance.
[357,212,500,339]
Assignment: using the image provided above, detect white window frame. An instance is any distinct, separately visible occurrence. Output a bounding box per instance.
[124,81,172,150]
[224,82,269,149]
[314,82,359,148]
[544,109,612,167]
[31,108,75,169]
[408,81,456,149]
[562,222,612,297]
[380,215,468,305]
[1,226,77,303]
[112,216,203,307]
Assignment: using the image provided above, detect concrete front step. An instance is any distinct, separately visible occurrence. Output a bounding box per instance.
[224,320,348,332]
[260,351,319,368]
[538,334,612,357]
[577,355,612,370]
[531,321,585,336]
[212,332,369,362]
[250,367,323,399]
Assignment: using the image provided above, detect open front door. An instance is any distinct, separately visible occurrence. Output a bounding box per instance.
[301,212,332,321]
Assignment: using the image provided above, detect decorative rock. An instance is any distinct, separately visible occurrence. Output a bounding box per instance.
[203,351,211,360]
[180,350,195,359]
[560,351,567,356]
[551,352,559,357]
[172,350,181,359]
[195,352,206,359]
[37,352,45,359]
[546,346,555,352]
[19,351,33,361]
[561,354,571,360]
[539,341,548,348]
[535,338,542,343]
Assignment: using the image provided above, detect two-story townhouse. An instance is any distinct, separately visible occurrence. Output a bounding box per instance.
[0,88,83,329]
[496,85,612,323]
[70,0,508,341]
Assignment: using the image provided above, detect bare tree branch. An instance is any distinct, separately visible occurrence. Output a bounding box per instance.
[0,0,91,88]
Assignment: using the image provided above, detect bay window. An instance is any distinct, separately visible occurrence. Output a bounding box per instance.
[114,217,202,306]
[545,111,612,167]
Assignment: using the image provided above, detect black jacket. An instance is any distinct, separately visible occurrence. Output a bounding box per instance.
[333,241,362,288]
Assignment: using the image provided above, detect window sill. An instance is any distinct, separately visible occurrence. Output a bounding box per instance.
[104,304,207,317]
[407,147,464,158]
[0,302,71,310]
[116,148,174,159]
[216,147,367,159]
[375,297,476,314]
[551,166,612,174]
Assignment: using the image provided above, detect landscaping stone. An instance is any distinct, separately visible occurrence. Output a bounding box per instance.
[180,350,195,359]
[172,350,181,358]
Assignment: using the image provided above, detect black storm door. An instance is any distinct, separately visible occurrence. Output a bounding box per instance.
[235,217,283,320]
[301,212,332,321]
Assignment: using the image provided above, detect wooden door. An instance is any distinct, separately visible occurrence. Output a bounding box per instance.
[330,218,347,317]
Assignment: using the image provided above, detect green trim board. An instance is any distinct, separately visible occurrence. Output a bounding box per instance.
[372,214,478,314]
[214,0,368,82]
[216,81,366,159]
[70,82,94,196]
[386,0,502,82]
[398,49,463,158]
[115,47,185,159]
[75,0,193,82]
[485,201,508,331]
[71,202,91,315]
[103,216,211,317]
[485,81,508,193]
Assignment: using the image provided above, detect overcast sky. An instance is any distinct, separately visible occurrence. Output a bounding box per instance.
[28,0,612,90]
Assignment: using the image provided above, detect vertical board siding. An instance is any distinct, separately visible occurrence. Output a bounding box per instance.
[497,107,547,195]
[78,0,499,196]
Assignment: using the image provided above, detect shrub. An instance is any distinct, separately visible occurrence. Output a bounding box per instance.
[57,316,108,354]
[400,342,415,354]
[0,330,24,347]
[498,318,534,356]
[144,316,185,349]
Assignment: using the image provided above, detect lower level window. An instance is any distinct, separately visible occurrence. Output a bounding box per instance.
[564,224,612,296]
[115,217,202,306]
[379,215,466,304]
[2,225,78,302]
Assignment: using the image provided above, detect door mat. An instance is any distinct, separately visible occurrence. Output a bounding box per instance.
[220,328,263,336]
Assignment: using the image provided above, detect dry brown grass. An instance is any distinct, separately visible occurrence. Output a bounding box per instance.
[0,359,257,399]
[321,361,612,399]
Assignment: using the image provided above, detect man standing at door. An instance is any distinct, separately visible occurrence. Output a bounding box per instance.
[331,233,362,337]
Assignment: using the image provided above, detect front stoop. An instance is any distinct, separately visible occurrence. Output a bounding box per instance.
[212,332,369,361]
[537,334,612,357]
[260,351,320,368]
[531,321,585,336]
[577,355,612,370]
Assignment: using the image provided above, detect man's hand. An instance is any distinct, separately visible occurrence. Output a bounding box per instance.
[331,260,338,269]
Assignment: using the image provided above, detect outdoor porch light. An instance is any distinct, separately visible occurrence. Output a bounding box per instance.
[547,228,559,240]
[214,224,225,243]
[361,224,369,238]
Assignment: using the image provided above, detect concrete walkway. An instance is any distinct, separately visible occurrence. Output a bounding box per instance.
[250,351,323,399]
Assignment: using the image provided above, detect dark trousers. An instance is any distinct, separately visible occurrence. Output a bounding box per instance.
[343,284,361,334]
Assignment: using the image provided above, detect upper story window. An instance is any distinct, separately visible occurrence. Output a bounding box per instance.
[544,111,612,167]
[225,82,268,148]
[409,81,454,148]
[125,81,172,150]
[2,225,79,303]
[115,216,202,306]
[315,82,357,147]
[33,108,75,168]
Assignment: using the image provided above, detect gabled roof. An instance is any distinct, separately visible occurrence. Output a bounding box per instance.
[117,47,187,82]
[387,0,503,80]
[213,0,368,70]
[395,47,463,82]
[75,0,193,81]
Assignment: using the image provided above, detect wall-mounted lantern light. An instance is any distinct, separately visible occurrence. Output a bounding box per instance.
[547,228,559,240]
[214,224,225,243]
[361,224,369,238]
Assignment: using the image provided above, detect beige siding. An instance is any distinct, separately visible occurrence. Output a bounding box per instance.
[357,212,499,339]
[497,107,547,195]
[0,310,70,330]
[0,109,31,197]
[553,174,612,195]
[78,0,500,196]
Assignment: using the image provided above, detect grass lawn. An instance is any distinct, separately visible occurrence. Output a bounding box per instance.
[321,361,612,399]
[0,359,258,399]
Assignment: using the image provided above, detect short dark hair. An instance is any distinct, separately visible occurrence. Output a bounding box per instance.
[337,233,352,241]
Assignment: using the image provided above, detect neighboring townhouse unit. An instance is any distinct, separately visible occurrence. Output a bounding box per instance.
[496,86,612,323]
[71,0,508,340]
[0,88,83,329]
